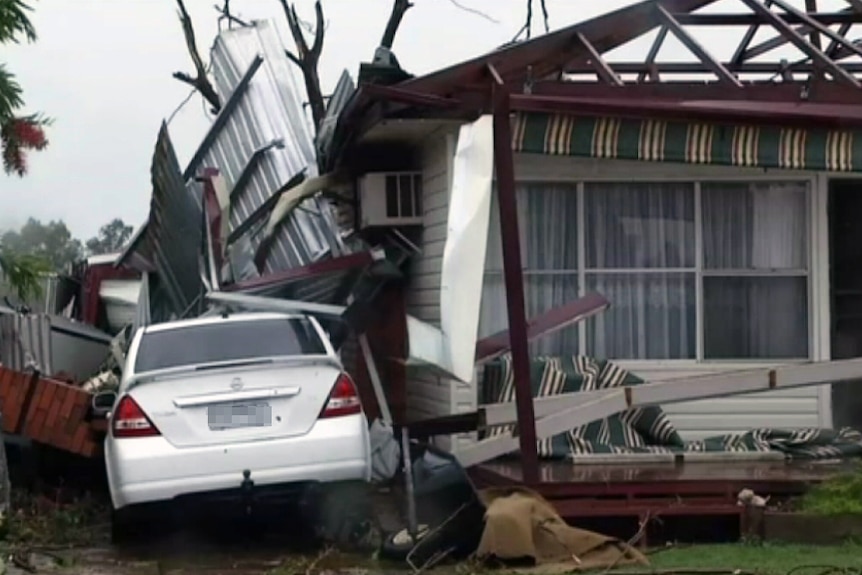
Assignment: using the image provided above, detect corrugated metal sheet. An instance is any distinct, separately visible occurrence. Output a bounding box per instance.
[187,19,346,277]
[0,310,52,374]
[149,123,204,318]
[317,70,356,170]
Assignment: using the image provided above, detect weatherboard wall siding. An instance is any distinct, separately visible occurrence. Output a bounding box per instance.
[404,129,473,452]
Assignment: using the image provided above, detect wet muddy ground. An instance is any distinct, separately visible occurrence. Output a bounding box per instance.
[3,523,409,575]
[2,447,412,575]
[2,487,401,575]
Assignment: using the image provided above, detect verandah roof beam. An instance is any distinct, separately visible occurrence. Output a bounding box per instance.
[656,4,743,87]
[732,0,772,64]
[456,356,862,468]
[575,32,624,86]
[639,26,669,82]
[768,0,862,60]
[738,0,861,87]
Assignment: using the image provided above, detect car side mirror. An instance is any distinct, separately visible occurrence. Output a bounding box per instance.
[92,390,118,419]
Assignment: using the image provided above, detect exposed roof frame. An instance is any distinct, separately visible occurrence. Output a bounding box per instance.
[330,0,862,170]
[656,4,743,87]
[558,0,862,87]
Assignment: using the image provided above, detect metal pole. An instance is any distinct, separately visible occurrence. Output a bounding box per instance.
[490,80,540,484]
[400,427,418,539]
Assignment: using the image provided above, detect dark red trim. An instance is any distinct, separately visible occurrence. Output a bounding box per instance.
[529,80,862,103]
[199,168,225,274]
[475,292,610,363]
[400,0,713,95]
[359,84,463,109]
[492,81,540,485]
[80,263,140,328]
[673,11,862,25]
[509,93,862,129]
[225,251,374,293]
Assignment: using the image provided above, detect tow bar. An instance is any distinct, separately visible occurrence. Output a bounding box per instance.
[240,469,255,516]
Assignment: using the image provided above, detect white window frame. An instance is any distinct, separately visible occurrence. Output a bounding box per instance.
[503,155,828,373]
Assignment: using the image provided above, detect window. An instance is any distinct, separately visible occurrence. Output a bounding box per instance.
[701,182,809,359]
[135,318,327,373]
[479,183,580,355]
[479,180,810,361]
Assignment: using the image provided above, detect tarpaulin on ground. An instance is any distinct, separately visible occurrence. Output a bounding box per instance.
[476,487,648,573]
[481,355,862,460]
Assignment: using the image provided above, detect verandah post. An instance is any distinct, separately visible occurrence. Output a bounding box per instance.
[490,76,540,484]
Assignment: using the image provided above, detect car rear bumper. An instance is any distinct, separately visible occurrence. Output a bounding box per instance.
[105,415,371,509]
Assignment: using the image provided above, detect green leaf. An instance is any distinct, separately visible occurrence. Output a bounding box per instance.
[0,63,23,120]
[0,248,51,302]
[0,0,37,45]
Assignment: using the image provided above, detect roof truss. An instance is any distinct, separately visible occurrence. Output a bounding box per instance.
[563,0,862,88]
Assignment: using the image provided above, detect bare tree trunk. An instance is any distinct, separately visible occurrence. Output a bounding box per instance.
[380,0,413,50]
[280,0,326,135]
[173,0,221,113]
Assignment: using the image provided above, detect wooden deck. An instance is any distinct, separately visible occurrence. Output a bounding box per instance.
[476,457,855,485]
[468,457,854,527]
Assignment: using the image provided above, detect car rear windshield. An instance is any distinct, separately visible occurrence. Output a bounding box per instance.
[134,318,327,373]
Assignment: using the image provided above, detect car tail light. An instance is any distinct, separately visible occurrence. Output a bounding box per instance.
[320,373,362,418]
[112,395,160,438]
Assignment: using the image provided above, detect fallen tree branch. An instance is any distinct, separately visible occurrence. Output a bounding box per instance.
[173,0,221,113]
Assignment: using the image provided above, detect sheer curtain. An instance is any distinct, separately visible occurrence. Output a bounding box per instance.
[584,182,696,360]
[701,182,809,359]
[479,183,579,356]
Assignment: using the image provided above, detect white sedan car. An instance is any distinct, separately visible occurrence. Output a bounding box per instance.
[99,311,372,542]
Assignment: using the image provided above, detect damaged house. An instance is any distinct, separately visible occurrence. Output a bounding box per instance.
[328,0,862,456]
[116,0,862,492]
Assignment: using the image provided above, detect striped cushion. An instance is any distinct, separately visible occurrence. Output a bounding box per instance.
[480,355,862,460]
[481,355,684,458]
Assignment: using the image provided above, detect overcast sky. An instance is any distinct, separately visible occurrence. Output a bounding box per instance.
[1,0,829,241]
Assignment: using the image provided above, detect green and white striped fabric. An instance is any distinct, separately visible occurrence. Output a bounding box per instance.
[511,113,862,172]
[480,356,862,460]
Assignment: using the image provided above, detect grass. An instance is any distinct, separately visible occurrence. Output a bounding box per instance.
[260,544,862,575]
[2,488,110,548]
[624,544,862,575]
[799,467,862,515]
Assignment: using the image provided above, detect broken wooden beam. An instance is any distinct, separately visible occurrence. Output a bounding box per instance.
[474,292,609,364]
[457,357,862,468]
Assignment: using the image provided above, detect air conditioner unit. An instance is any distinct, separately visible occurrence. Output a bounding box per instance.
[358,172,423,229]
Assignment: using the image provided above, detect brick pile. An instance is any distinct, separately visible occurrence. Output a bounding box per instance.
[0,366,102,457]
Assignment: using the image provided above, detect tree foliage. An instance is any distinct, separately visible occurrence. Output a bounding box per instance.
[85,218,133,256]
[1,218,83,272]
[0,248,49,301]
[0,0,48,177]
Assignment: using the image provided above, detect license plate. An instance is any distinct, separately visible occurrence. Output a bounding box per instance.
[208,402,272,430]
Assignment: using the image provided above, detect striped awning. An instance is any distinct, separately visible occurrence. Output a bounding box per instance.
[512,112,862,172]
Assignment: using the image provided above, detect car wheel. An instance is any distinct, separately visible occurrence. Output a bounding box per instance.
[316,482,374,549]
[110,507,137,546]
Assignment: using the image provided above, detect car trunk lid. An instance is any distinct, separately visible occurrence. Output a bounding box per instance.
[127,362,342,448]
